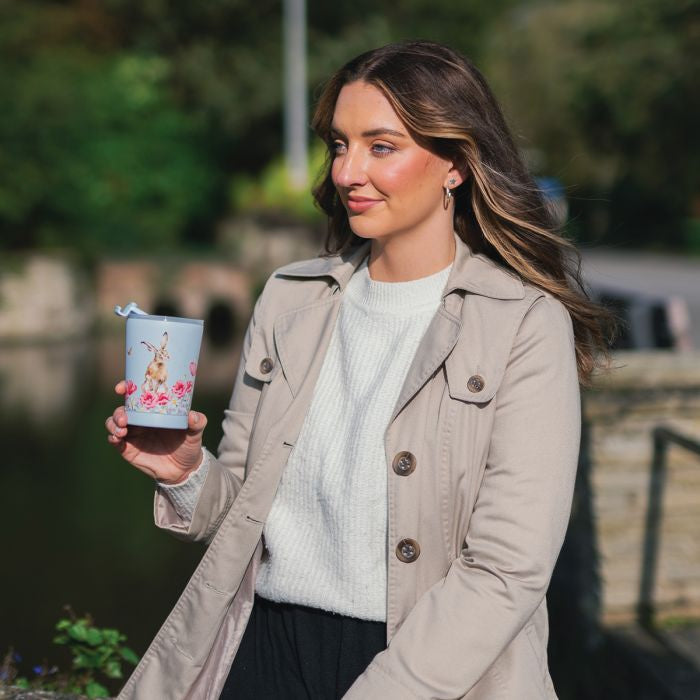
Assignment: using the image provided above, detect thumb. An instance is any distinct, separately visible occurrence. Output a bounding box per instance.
[187,410,207,435]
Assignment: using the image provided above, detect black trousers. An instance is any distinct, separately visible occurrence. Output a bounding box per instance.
[219,594,387,699]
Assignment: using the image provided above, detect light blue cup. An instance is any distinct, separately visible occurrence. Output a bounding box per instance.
[115,303,204,429]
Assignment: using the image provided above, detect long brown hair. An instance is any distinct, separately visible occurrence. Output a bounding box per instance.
[311,40,614,385]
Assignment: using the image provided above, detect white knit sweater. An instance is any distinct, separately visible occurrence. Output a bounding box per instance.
[160,255,451,622]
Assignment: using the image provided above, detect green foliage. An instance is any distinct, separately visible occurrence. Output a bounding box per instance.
[657,614,700,630]
[0,47,216,254]
[1,610,139,698]
[684,219,700,255]
[0,0,524,254]
[0,0,697,252]
[483,0,699,248]
[230,142,328,223]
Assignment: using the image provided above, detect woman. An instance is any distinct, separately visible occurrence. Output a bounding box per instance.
[107,40,610,699]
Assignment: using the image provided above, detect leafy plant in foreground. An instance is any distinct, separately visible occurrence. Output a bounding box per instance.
[1,608,139,698]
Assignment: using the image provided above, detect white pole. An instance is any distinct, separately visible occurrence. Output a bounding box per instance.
[283,0,308,191]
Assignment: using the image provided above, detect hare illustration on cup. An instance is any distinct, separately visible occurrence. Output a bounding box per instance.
[141,332,170,394]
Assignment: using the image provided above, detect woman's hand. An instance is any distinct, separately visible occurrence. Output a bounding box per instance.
[106,380,208,485]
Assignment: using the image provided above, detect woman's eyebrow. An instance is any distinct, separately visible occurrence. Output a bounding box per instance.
[330,126,408,139]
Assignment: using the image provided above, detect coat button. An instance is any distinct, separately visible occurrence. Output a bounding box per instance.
[392,451,416,476]
[467,374,485,393]
[396,538,420,563]
[259,357,274,375]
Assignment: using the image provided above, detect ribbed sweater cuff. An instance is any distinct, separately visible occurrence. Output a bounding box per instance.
[156,447,210,522]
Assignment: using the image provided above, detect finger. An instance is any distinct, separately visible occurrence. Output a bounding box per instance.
[186,410,207,435]
[115,380,127,395]
[105,416,126,439]
[111,406,128,427]
[108,433,128,455]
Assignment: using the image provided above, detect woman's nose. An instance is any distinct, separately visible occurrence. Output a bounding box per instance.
[333,148,368,188]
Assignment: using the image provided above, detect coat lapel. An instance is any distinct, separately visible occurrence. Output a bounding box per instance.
[271,232,525,423]
[387,232,524,423]
[271,242,371,400]
[389,304,462,424]
[273,295,341,399]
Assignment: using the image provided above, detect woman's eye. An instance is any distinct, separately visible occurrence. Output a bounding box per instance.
[371,143,395,156]
[329,141,394,157]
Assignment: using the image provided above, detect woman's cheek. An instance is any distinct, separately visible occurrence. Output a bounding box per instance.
[378,152,434,196]
[371,162,414,197]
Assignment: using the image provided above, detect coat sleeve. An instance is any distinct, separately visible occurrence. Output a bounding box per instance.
[344,295,582,699]
[152,287,268,544]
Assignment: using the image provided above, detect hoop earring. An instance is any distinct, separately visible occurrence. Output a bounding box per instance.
[443,186,453,210]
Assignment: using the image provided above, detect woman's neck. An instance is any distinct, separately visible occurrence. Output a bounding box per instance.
[367,229,456,282]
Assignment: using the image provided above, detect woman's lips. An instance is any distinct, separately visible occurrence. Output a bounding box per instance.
[346,198,382,213]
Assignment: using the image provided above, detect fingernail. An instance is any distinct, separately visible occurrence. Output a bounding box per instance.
[192,412,199,423]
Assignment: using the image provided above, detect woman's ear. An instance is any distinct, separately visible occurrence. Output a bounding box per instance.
[445,161,468,189]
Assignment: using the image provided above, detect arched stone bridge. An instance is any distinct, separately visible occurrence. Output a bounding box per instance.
[96,258,253,344]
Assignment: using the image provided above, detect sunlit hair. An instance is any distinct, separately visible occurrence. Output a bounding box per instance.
[311,39,614,385]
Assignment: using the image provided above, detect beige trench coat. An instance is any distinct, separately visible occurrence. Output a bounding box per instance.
[118,232,581,700]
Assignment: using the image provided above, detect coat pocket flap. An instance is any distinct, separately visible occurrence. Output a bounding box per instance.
[444,339,509,404]
[243,330,276,383]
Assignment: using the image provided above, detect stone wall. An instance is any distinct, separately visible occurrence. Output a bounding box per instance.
[585,352,700,624]
[0,254,255,340]
[95,259,251,329]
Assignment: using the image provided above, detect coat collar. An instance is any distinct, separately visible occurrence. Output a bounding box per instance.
[277,231,524,301]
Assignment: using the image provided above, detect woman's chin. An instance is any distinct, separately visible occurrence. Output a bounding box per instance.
[347,218,386,241]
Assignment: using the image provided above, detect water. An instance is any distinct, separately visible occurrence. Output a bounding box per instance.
[1,332,240,682]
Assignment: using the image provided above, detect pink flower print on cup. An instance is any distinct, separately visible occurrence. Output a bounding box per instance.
[156,392,170,407]
[185,380,193,394]
[139,391,157,410]
[125,380,138,396]
[189,362,197,377]
[172,381,188,400]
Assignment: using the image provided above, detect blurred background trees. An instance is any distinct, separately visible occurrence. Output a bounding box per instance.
[0,0,697,255]
[484,0,699,248]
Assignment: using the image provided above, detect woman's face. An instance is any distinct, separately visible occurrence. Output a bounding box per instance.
[330,81,460,244]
